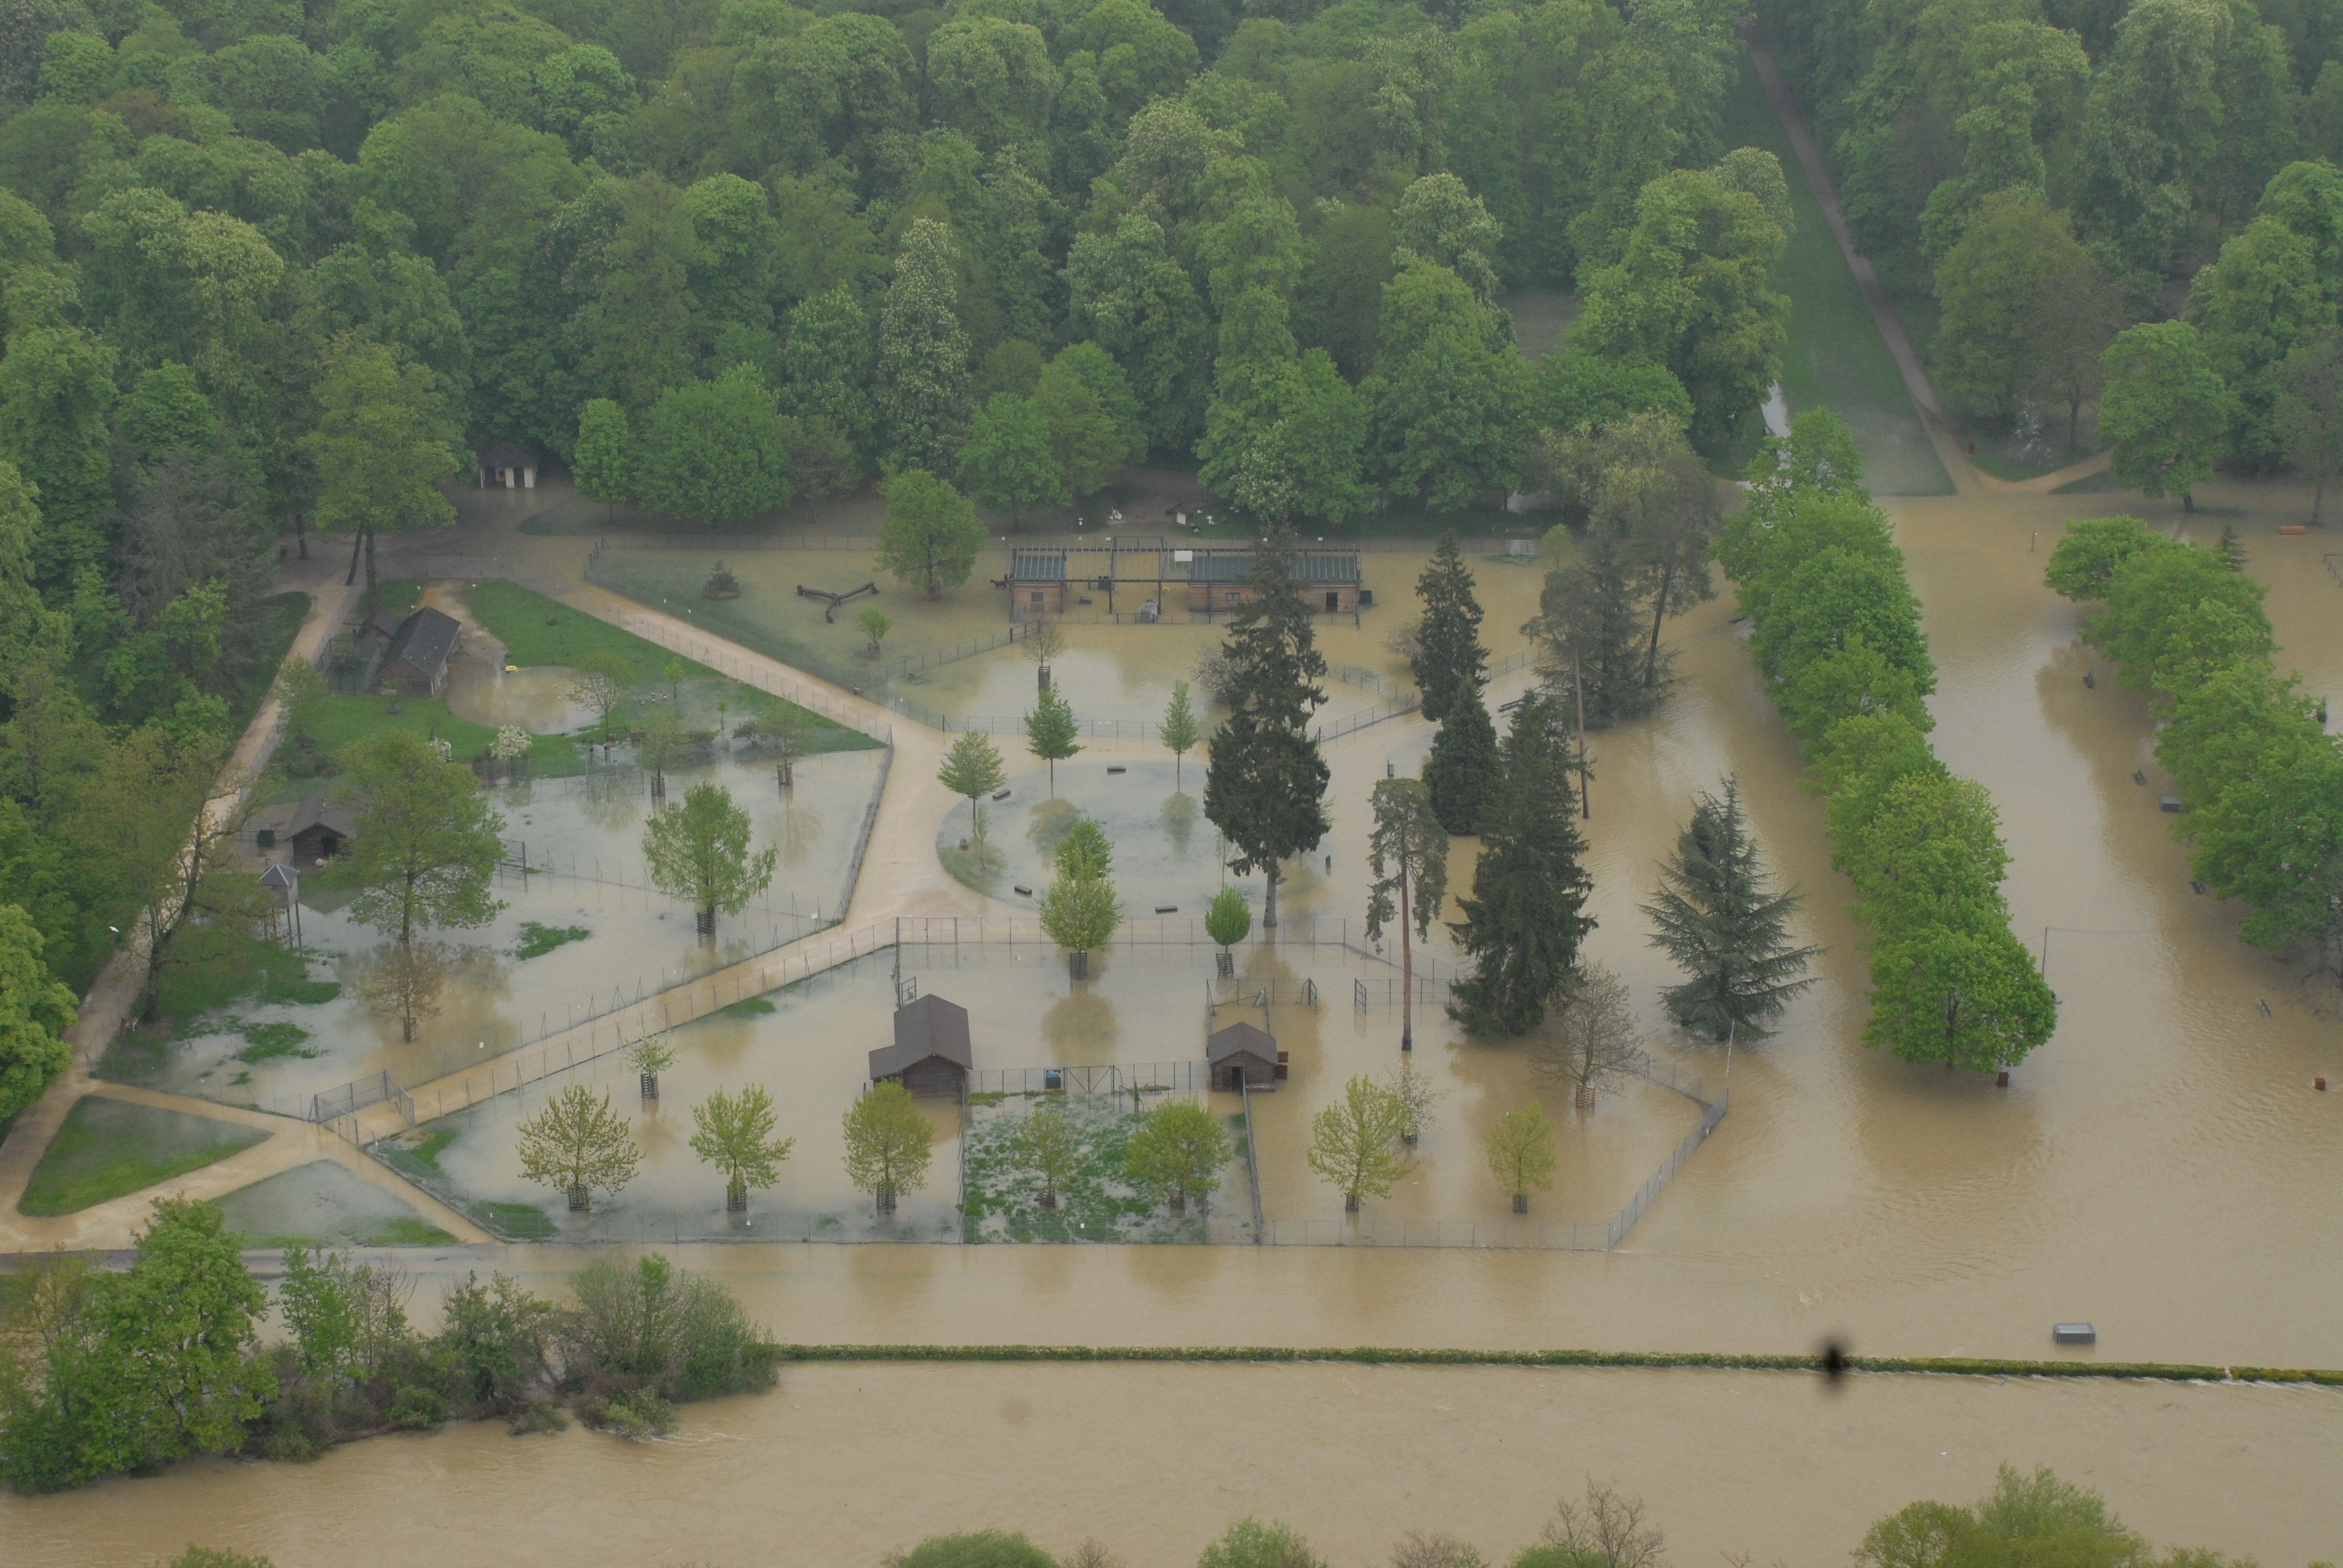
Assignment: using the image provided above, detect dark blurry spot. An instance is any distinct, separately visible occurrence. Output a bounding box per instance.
[1821,1341,1848,1384]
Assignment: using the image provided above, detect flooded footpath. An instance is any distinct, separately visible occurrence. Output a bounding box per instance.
[1,1362,2332,1567]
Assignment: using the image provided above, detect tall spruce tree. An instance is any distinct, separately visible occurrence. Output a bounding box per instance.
[1535,529,1653,727]
[1446,696,1595,1037]
[1640,777,1821,1040]
[1203,527,1331,930]
[1410,532,1487,722]
[1415,531,1498,834]
[1422,681,1498,835]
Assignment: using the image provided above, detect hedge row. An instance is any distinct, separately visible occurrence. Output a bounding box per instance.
[1713,413,2054,1071]
[2046,517,2343,969]
[771,1342,2342,1384]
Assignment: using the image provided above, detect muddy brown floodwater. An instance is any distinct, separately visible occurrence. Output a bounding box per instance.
[2,1364,2333,1566]
[7,486,2341,1563]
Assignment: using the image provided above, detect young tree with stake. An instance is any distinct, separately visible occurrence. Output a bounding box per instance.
[642,782,778,936]
[1305,1075,1411,1213]
[1641,777,1820,1040]
[1365,777,1449,1051]
[1384,1057,1443,1147]
[1122,1100,1231,1215]
[1024,687,1081,793]
[1161,680,1199,787]
[937,730,1007,851]
[842,1079,934,1215]
[1038,867,1123,981]
[856,606,893,659]
[1205,885,1250,975]
[624,1030,677,1100]
[568,650,635,742]
[1483,1102,1556,1214]
[516,1085,640,1210]
[689,1085,795,1211]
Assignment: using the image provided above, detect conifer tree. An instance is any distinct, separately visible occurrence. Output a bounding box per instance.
[1365,776,1448,1051]
[1421,681,1498,835]
[1641,778,1821,1041]
[1411,532,1486,722]
[1203,528,1330,930]
[1446,696,1595,1037]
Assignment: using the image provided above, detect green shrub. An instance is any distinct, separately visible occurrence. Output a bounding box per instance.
[894,1529,1059,1568]
[387,1386,448,1429]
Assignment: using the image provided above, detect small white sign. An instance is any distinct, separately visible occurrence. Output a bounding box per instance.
[1173,549,1193,562]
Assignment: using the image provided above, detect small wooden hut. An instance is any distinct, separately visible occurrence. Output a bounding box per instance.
[479,441,540,489]
[869,993,974,1097]
[1207,1021,1282,1091]
[1182,548,1362,615]
[284,788,359,865]
[371,606,461,697]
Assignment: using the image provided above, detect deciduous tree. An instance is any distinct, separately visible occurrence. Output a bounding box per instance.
[1305,1074,1409,1212]
[2275,325,2343,521]
[842,1079,933,1214]
[631,367,794,526]
[0,900,74,1122]
[689,1085,795,1211]
[355,939,448,1044]
[1121,1100,1229,1215]
[1527,962,1643,1108]
[958,392,1066,526]
[875,468,987,599]
[1024,687,1081,793]
[572,398,629,521]
[642,782,778,936]
[325,730,506,948]
[937,731,1007,849]
[1011,1107,1080,1209]
[516,1085,638,1211]
[2099,321,2238,511]
[1161,680,1199,787]
[1483,1102,1556,1214]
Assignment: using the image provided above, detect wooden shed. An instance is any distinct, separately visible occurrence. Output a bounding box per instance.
[479,441,540,489]
[284,787,358,866]
[1006,549,1067,615]
[371,606,461,697]
[1207,1021,1283,1091]
[1184,549,1362,615]
[869,993,974,1097]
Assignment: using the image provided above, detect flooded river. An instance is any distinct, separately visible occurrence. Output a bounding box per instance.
[1,1362,2332,1566]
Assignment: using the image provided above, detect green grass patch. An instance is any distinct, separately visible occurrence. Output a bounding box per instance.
[92,933,342,1079]
[468,580,878,753]
[962,1094,1218,1243]
[237,1021,317,1062]
[718,996,776,1016]
[512,921,590,960]
[2053,466,2131,495]
[366,579,424,619]
[361,1215,458,1245]
[1717,52,1953,497]
[469,1199,555,1238]
[390,1127,458,1178]
[284,694,584,778]
[19,1097,269,1216]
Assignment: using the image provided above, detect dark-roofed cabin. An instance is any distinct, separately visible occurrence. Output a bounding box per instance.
[1207,1021,1281,1091]
[868,992,974,1097]
[1184,549,1361,615]
[284,787,358,866]
[479,441,539,489]
[372,606,460,697]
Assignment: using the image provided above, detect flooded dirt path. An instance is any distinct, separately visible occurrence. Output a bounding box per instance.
[3,1362,2332,1567]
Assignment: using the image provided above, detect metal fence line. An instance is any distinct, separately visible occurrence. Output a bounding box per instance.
[1240,1078,1264,1243]
[588,533,1545,556]
[965,1062,1209,1096]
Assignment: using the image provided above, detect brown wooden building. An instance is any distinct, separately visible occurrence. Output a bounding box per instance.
[370,607,461,697]
[869,993,974,1097]
[283,788,359,866]
[1207,1021,1282,1091]
[1001,541,1363,621]
[1183,549,1362,614]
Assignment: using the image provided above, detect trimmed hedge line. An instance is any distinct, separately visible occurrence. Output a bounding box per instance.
[1714,412,2054,1071]
[771,1342,2342,1384]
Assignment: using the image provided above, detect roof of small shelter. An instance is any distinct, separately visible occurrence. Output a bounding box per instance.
[380,607,460,678]
[358,608,407,644]
[480,441,539,469]
[868,992,974,1079]
[1009,549,1067,581]
[1185,550,1360,584]
[1206,1020,1278,1064]
[284,787,358,843]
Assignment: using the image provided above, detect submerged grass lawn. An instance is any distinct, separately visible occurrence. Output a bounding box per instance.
[962,1093,1239,1243]
[20,1097,269,1216]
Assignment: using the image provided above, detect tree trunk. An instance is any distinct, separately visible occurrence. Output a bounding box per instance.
[778,762,793,789]
[1170,1189,1185,1215]
[1039,1186,1057,1209]
[403,1015,416,1042]
[1642,562,1674,687]
[2068,388,2082,452]
[1263,863,1280,929]
[1398,865,1414,1051]
[1575,1083,1596,1109]
[697,905,715,936]
[1512,1192,1528,1215]
[344,528,363,586]
[1344,1191,1359,1212]
[364,526,378,617]
[2181,489,2195,512]
[727,1179,747,1212]
[568,1184,590,1211]
[640,1072,658,1100]
[650,768,664,802]
[1216,949,1233,978]
[1069,949,1089,981]
[2316,480,2326,524]
[876,1185,896,1215]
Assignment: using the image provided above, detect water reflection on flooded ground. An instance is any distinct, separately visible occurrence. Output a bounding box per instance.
[4,1362,2331,1567]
